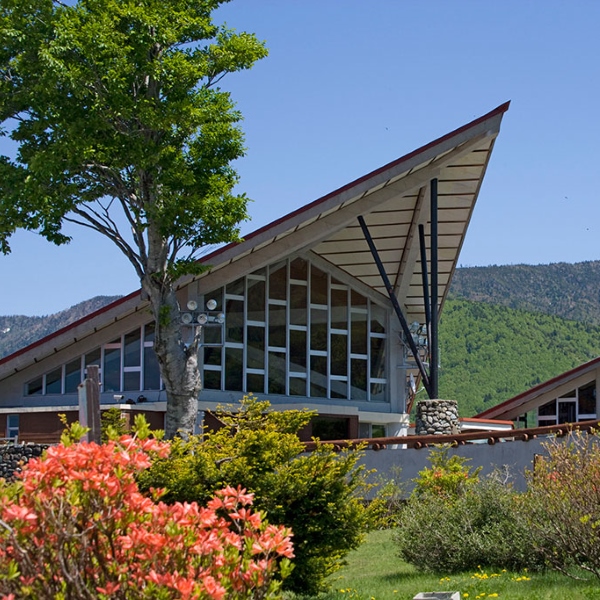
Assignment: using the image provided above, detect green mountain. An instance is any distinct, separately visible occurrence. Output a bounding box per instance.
[0,296,122,359]
[449,260,600,325]
[438,298,600,417]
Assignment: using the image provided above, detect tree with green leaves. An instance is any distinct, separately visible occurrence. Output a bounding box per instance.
[0,0,267,437]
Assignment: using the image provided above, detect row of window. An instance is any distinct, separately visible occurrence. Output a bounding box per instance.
[25,257,390,403]
[537,382,596,426]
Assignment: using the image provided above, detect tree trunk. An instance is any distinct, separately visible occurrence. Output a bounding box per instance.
[143,278,202,439]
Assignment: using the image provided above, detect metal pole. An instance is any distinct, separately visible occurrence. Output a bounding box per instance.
[357,215,431,395]
[430,178,439,399]
[418,223,431,331]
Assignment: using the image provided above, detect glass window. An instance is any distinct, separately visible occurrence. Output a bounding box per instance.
[370,338,386,379]
[268,351,286,394]
[247,279,266,322]
[310,309,327,351]
[289,377,307,396]
[310,355,327,397]
[27,377,43,396]
[7,414,19,438]
[203,324,223,345]
[65,359,82,393]
[85,348,101,368]
[330,334,347,376]
[538,400,557,416]
[143,347,161,390]
[370,382,386,402]
[311,266,328,305]
[312,417,348,441]
[331,288,348,330]
[45,368,62,394]
[103,345,121,392]
[124,371,141,392]
[290,257,307,281]
[371,424,386,438]
[351,289,367,308]
[289,329,307,373]
[269,262,287,301]
[144,322,155,343]
[203,369,221,390]
[246,373,264,395]
[579,383,596,416]
[226,278,244,297]
[290,284,307,325]
[350,359,367,400]
[124,330,141,367]
[371,303,386,334]
[247,325,265,369]
[204,346,222,367]
[225,298,244,344]
[330,379,348,399]
[225,348,243,391]
[268,304,286,348]
[351,312,368,355]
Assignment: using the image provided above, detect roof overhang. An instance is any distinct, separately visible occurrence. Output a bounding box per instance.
[0,102,509,382]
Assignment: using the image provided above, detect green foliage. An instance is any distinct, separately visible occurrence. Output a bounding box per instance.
[138,396,368,595]
[525,430,600,579]
[411,445,480,500]
[100,407,128,442]
[362,468,405,531]
[439,298,600,416]
[394,447,542,574]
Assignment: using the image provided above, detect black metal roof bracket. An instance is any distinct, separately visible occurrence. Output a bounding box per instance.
[357,214,432,396]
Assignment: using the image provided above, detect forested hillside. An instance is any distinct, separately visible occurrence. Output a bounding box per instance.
[450,260,600,324]
[0,296,121,359]
[438,298,600,416]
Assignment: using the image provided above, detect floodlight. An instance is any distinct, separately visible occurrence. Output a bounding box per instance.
[206,298,217,310]
[197,313,208,325]
[181,312,193,325]
[215,312,225,324]
[187,300,198,311]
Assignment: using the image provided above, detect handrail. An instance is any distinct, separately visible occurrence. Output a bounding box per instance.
[301,419,600,452]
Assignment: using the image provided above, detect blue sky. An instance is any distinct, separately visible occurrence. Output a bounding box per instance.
[1,1,600,315]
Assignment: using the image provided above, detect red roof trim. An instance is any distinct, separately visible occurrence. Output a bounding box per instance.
[1,102,510,369]
[199,101,511,265]
[475,355,600,419]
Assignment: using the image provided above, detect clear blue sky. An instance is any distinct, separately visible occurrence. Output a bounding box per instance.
[2,1,600,315]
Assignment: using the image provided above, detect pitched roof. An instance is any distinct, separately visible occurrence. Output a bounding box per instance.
[0,102,509,380]
[475,355,600,421]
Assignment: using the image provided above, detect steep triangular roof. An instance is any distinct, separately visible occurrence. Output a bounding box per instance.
[0,102,509,381]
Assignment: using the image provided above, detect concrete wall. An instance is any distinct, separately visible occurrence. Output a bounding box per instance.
[361,436,551,495]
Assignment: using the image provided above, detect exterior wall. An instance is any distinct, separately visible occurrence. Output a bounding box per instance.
[0,252,410,441]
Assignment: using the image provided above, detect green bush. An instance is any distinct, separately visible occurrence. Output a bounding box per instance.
[525,430,600,579]
[138,396,368,595]
[394,447,542,574]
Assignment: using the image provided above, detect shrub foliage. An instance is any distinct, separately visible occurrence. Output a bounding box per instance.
[0,419,293,599]
[526,430,600,579]
[395,445,541,574]
[138,396,368,595]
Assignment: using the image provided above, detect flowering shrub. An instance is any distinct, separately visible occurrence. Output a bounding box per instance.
[525,430,600,579]
[0,426,293,599]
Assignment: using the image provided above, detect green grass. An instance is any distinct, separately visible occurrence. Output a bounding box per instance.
[289,529,600,600]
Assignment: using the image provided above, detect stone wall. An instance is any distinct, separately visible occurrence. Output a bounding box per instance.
[0,443,48,480]
[415,399,460,435]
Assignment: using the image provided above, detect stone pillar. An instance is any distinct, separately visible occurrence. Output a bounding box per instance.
[415,399,460,436]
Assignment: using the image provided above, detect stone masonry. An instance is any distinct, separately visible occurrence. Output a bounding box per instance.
[0,443,48,480]
[415,399,461,435]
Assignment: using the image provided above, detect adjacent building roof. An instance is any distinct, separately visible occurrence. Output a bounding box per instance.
[0,102,510,382]
[475,355,600,421]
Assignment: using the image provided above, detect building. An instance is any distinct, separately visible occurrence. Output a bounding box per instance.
[475,355,600,427]
[0,103,510,442]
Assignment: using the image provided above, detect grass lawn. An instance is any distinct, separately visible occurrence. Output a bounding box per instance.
[290,529,600,600]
